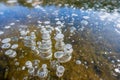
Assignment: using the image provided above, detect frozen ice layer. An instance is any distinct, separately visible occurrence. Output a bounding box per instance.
[56,66,65,77]
[1,43,11,49]
[25,61,33,69]
[5,49,17,58]
[2,38,11,43]
[11,44,18,49]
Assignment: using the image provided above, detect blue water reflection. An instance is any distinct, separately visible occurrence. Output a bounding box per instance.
[0,3,99,28]
[0,3,120,56]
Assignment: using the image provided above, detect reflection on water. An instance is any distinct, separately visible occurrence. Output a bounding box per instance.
[0,0,120,80]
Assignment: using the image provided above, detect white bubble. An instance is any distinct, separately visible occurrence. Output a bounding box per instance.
[114,68,120,73]
[76,60,81,65]
[11,44,18,49]
[5,26,11,29]
[1,43,11,49]
[2,38,11,43]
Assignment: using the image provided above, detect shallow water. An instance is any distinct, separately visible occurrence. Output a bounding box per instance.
[0,0,120,80]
